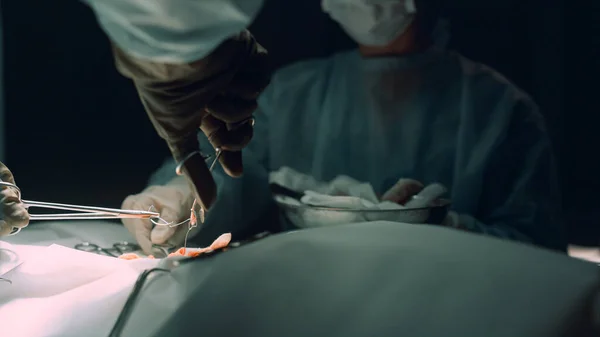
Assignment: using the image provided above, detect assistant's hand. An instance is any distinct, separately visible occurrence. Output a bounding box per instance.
[0,162,29,236]
[383,179,462,228]
[381,178,424,205]
[112,30,271,212]
[121,177,195,255]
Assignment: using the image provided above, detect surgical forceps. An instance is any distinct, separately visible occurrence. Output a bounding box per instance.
[0,178,160,236]
[75,241,139,258]
[173,147,223,225]
[174,147,223,177]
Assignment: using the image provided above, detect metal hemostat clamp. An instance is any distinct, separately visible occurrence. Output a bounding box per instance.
[173,116,254,222]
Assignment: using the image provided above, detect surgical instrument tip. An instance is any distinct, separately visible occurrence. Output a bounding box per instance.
[209,148,223,172]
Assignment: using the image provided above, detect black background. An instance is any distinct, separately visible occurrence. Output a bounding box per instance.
[2,0,598,245]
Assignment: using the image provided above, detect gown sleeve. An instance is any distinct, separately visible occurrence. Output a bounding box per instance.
[82,0,265,63]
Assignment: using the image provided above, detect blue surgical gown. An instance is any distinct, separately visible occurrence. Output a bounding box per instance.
[151,48,565,252]
[82,0,264,62]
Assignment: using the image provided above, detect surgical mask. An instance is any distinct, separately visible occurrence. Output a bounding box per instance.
[322,0,417,46]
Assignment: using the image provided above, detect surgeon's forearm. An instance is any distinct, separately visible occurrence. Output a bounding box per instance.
[456,213,534,244]
[82,0,265,63]
[474,223,532,243]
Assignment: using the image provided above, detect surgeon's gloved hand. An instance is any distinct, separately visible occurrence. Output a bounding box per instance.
[0,162,29,236]
[121,177,195,255]
[111,30,271,213]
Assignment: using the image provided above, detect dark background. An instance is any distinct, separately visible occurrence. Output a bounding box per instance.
[2,1,597,245]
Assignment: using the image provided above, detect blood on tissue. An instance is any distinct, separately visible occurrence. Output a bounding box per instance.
[119,253,145,260]
[118,233,232,260]
[190,210,197,226]
[167,233,231,258]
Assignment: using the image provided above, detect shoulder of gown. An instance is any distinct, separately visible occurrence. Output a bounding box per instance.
[445,51,546,128]
[450,52,537,106]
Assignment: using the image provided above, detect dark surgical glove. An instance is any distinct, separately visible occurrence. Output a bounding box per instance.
[0,162,29,236]
[111,30,270,211]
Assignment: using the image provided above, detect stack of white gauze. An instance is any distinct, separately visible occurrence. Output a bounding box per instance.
[269,167,448,210]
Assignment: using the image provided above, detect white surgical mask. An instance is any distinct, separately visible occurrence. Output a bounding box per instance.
[322,0,417,46]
